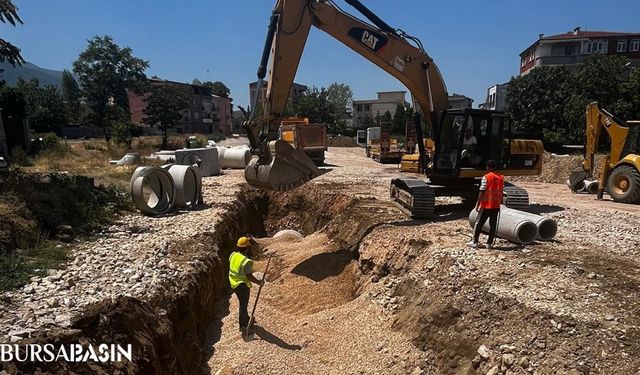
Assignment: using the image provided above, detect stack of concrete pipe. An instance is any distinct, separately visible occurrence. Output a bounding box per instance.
[129,164,202,215]
[566,178,599,194]
[216,146,252,169]
[469,205,558,244]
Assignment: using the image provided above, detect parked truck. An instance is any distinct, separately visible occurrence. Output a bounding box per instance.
[279,117,328,166]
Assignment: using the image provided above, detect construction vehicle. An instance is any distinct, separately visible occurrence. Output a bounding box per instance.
[279,117,327,165]
[369,121,405,163]
[569,102,640,203]
[244,0,543,216]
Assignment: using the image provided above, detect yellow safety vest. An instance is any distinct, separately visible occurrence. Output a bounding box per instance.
[229,251,253,289]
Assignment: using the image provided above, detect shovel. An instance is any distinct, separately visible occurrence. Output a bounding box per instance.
[245,253,274,340]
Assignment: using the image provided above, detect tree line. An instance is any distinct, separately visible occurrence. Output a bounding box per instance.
[1,31,232,149]
[506,54,640,146]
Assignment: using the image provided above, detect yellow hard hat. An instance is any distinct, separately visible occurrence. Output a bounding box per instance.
[236,236,251,248]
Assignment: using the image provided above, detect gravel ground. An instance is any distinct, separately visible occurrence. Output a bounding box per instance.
[3,145,640,374]
[0,170,247,343]
[208,147,640,375]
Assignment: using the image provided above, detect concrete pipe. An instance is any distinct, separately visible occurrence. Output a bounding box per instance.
[110,152,141,165]
[129,166,175,215]
[585,180,599,194]
[165,164,202,208]
[273,229,304,240]
[217,146,252,169]
[469,207,538,245]
[175,148,220,176]
[497,206,558,241]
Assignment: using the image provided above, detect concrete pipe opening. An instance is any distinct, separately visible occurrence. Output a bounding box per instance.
[585,180,599,194]
[537,219,558,241]
[130,166,175,215]
[513,221,538,244]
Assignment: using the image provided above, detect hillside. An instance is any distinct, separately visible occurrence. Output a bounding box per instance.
[0,61,67,88]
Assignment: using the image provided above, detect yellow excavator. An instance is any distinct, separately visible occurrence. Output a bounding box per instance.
[244,0,544,217]
[569,102,640,203]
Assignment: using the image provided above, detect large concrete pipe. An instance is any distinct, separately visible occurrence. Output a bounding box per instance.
[175,147,220,176]
[129,166,175,215]
[498,205,558,241]
[469,207,538,245]
[217,146,251,169]
[165,164,202,208]
[585,180,599,194]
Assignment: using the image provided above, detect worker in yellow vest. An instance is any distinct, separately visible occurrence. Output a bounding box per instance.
[229,236,264,335]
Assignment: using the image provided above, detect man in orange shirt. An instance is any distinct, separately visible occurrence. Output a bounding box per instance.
[468,160,504,249]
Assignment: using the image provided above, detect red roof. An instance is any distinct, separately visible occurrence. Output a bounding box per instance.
[542,30,640,41]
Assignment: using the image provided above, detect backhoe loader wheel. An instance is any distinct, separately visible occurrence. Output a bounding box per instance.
[607,165,640,203]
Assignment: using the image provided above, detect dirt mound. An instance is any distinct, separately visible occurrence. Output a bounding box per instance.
[512,152,605,184]
[327,135,358,147]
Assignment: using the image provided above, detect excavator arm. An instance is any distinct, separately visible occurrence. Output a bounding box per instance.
[245,0,449,191]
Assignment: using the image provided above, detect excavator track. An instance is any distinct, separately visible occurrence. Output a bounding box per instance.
[390,178,435,218]
[503,183,530,210]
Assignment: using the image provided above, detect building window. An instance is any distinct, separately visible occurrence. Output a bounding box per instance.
[617,40,627,52]
[356,104,362,111]
[364,104,370,111]
[194,112,199,120]
[631,40,640,52]
[521,58,525,67]
[565,45,574,55]
[585,40,604,54]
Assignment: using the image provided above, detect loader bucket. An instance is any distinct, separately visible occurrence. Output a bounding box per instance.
[244,140,327,191]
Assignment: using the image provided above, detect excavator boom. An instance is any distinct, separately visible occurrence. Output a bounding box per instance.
[244,0,448,191]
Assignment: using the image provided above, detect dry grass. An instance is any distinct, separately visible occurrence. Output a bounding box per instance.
[23,136,185,187]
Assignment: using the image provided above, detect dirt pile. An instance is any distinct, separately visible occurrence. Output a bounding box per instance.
[356,214,640,374]
[512,152,605,184]
[327,135,358,147]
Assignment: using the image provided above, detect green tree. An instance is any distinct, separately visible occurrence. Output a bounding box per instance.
[143,84,191,149]
[60,70,82,124]
[0,0,24,66]
[17,78,67,134]
[326,82,353,133]
[506,66,573,144]
[392,104,413,135]
[204,81,231,99]
[288,86,334,127]
[72,35,149,140]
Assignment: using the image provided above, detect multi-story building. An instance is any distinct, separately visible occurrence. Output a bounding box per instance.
[128,79,233,135]
[480,83,509,111]
[248,81,307,111]
[448,93,474,109]
[520,27,640,75]
[353,91,408,127]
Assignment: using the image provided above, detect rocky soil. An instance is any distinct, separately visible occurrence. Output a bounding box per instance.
[1,145,640,374]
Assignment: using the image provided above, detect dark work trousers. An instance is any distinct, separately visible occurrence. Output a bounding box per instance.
[233,283,250,330]
[473,208,500,245]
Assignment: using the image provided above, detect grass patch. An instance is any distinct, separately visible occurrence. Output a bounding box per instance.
[0,241,70,292]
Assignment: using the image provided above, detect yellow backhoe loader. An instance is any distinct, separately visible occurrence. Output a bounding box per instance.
[244,0,544,216]
[569,102,640,203]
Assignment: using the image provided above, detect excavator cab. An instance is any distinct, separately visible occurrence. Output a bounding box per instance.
[433,109,512,177]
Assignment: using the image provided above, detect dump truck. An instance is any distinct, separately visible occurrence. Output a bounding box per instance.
[279,117,328,166]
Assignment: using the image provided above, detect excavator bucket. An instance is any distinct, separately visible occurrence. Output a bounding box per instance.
[244,140,327,191]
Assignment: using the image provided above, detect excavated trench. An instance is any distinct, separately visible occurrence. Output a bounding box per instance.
[5,186,402,375]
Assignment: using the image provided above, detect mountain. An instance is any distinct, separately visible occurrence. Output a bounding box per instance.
[0,61,68,88]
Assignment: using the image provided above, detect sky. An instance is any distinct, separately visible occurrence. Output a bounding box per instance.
[3,0,640,109]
